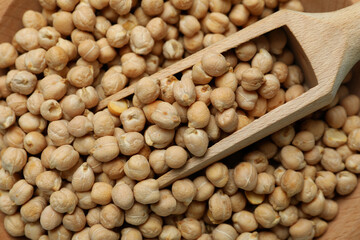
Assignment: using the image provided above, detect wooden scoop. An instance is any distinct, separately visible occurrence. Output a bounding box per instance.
[153,3,360,188]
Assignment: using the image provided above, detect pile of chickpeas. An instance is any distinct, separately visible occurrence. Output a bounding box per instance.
[1,0,359,239]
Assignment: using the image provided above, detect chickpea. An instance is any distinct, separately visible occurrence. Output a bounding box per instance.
[176,218,202,240]
[99,203,124,229]
[37,27,60,50]
[159,76,177,104]
[192,62,212,85]
[6,93,28,117]
[0,43,18,68]
[145,17,167,42]
[280,169,304,197]
[208,190,232,223]
[186,201,206,220]
[279,205,298,227]
[89,224,119,240]
[172,179,196,205]
[164,145,187,169]
[215,108,238,133]
[125,202,150,226]
[8,179,33,206]
[51,11,75,36]
[253,172,275,194]
[45,46,69,72]
[1,147,27,175]
[89,182,113,206]
[201,52,229,77]
[149,149,168,174]
[173,73,196,107]
[193,176,215,201]
[232,210,258,233]
[3,213,25,237]
[343,116,360,135]
[289,218,315,240]
[151,102,181,130]
[132,179,160,205]
[23,131,46,155]
[129,26,154,55]
[283,65,303,88]
[145,125,175,149]
[183,127,209,157]
[121,107,146,132]
[47,120,74,146]
[121,227,143,240]
[254,203,280,229]
[229,4,250,26]
[24,49,47,75]
[159,225,181,240]
[271,61,288,83]
[14,28,40,52]
[271,125,295,147]
[139,213,163,238]
[312,217,328,237]
[268,186,290,211]
[320,147,344,173]
[279,145,305,170]
[90,136,119,163]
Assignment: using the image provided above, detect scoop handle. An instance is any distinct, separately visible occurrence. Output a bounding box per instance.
[318,2,360,79]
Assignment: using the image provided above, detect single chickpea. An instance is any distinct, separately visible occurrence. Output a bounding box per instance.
[141,0,164,16]
[210,87,235,112]
[172,179,197,205]
[38,74,67,101]
[319,199,338,221]
[233,210,258,233]
[24,48,46,75]
[281,169,304,197]
[289,218,315,240]
[204,12,229,34]
[149,149,169,174]
[279,205,299,227]
[134,77,160,104]
[158,76,177,104]
[24,131,47,155]
[129,26,154,55]
[339,94,360,116]
[237,232,259,240]
[186,101,210,128]
[268,186,290,211]
[24,222,46,240]
[208,190,232,223]
[184,31,204,53]
[315,171,337,198]
[7,70,36,96]
[201,52,229,77]
[89,224,119,240]
[116,132,143,156]
[271,125,295,147]
[159,225,181,240]
[283,65,303,88]
[101,157,126,180]
[254,203,280,229]
[121,227,143,240]
[192,62,212,85]
[47,120,74,146]
[99,203,124,229]
[6,93,28,116]
[149,189,176,217]
[90,182,113,206]
[321,148,345,173]
[253,172,275,194]
[71,163,95,192]
[280,145,306,170]
[215,70,238,92]
[124,154,151,181]
[1,147,27,175]
[297,177,317,203]
[193,176,215,201]
[93,16,111,39]
[45,46,69,72]
[0,43,17,68]
[163,39,184,59]
[76,191,97,210]
[96,38,117,63]
[109,0,132,15]
[145,125,175,149]
[195,85,212,106]
[139,213,163,238]
[9,179,33,206]
[178,15,201,38]
[67,116,93,138]
[176,218,202,239]
[121,107,146,132]
[343,116,360,135]
[37,27,60,50]
[215,108,239,133]
[241,67,264,91]
[4,213,25,237]
[335,171,357,195]
[76,86,99,109]
[120,53,146,79]
[186,201,207,219]
[202,33,226,47]
[52,11,74,36]
[90,136,119,163]
[243,150,268,173]
[125,202,150,226]
[132,179,159,206]
[233,162,257,191]
[173,73,196,107]
[72,6,96,32]
[151,102,181,130]
[164,145,187,169]
[170,0,194,10]
[76,40,100,63]
[49,144,79,171]
[243,0,265,15]
[235,41,256,62]
[86,207,101,227]
[14,28,40,52]
[62,207,87,232]
[40,205,63,231]
[3,126,25,148]
[312,217,328,238]
[212,224,238,240]
[101,66,128,96]
[0,169,17,192]
[92,111,115,137]
[271,61,288,83]
[183,127,209,157]
[22,157,45,186]
[229,4,250,26]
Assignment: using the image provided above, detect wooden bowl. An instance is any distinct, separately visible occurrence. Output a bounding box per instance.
[0,0,359,239]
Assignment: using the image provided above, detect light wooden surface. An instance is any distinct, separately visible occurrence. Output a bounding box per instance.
[0,1,360,240]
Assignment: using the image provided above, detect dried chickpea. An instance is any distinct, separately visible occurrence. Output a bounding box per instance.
[145,125,175,149]
[208,190,232,223]
[340,94,360,116]
[149,149,169,174]
[233,210,258,233]
[149,189,176,217]
[281,169,304,197]
[1,147,27,175]
[268,186,290,211]
[121,107,146,132]
[45,46,69,71]
[90,136,119,163]
[312,217,328,238]
[172,179,196,205]
[271,61,288,83]
[99,203,124,229]
[280,145,306,170]
[283,65,303,88]
[336,170,357,195]
[22,10,47,30]
[289,218,315,240]
[201,52,229,77]
[121,227,143,240]
[0,43,18,68]
[125,202,150,226]
[3,213,25,237]
[24,48,47,74]
[301,189,325,217]
[90,182,113,206]
[132,179,159,205]
[23,131,47,155]
[253,172,275,194]
[183,127,208,157]
[124,154,150,181]
[139,213,163,238]
[9,179,33,206]
[192,62,212,85]
[173,74,196,107]
[159,225,181,240]
[14,28,39,52]
[89,224,119,240]
[130,26,154,55]
[321,148,344,173]
[47,120,74,146]
[193,176,215,201]
[176,218,202,239]
[165,145,188,169]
